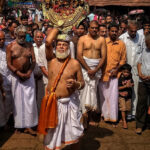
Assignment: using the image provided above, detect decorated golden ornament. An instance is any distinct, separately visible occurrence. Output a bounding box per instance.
[57,34,70,42]
[57,20,64,27]
[42,0,89,33]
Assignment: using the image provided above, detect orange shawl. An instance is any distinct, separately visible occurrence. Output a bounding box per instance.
[38,57,70,135]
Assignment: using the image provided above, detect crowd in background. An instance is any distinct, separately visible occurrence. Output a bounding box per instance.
[0,4,150,136]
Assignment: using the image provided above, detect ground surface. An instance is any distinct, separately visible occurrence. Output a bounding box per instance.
[0,121,150,150]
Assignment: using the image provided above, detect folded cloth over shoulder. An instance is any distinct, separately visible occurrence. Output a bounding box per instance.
[38,90,58,135]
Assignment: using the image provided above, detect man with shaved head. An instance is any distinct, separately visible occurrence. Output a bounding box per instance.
[6,25,38,134]
[77,20,106,127]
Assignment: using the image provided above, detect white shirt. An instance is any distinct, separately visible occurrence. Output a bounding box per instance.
[33,43,43,77]
[138,46,150,82]
[120,32,145,75]
[0,45,9,76]
[137,29,144,36]
[38,43,48,85]
[33,43,41,65]
[0,44,11,88]
[35,9,42,22]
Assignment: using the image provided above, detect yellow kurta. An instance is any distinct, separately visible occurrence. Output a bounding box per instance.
[102,37,126,82]
[99,37,127,122]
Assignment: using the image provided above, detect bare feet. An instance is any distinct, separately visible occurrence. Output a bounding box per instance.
[15,129,21,134]
[89,121,99,127]
[136,128,142,134]
[112,123,118,128]
[38,134,44,143]
[82,113,88,130]
[119,119,123,123]
[100,116,104,123]
[24,128,37,136]
[122,121,128,129]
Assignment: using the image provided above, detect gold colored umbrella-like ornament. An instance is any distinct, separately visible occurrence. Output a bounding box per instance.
[42,0,89,33]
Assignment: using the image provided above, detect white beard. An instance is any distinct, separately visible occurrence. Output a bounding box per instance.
[17,38,25,45]
[55,49,70,59]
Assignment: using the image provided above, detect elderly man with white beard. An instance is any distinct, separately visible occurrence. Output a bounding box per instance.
[38,28,84,150]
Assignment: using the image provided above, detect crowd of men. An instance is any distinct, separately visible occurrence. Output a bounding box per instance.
[0,6,150,150]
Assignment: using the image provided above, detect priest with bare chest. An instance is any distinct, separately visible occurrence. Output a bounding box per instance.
[6,25,38,134]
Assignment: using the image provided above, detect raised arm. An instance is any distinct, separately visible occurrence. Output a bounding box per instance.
[46,28,59,61]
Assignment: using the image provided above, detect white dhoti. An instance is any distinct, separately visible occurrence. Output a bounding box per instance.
[99,78,118,122]
[131,75,139,116]
[80,56,101,114]
[44,93,83,150]
[10,73,38,128]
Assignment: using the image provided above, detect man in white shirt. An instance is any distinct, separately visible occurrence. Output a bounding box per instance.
[136,34,150,134]
[38,43,48,90]
[33,30,45,113]
[120,20,145,119]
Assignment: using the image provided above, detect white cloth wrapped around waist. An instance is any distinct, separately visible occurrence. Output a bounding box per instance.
[8,73,38,128]
[44,92,83,150]
[82,56,102,83]
[80,56,102,113]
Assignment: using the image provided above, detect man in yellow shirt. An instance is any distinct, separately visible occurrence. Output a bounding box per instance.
[99,23,126,127]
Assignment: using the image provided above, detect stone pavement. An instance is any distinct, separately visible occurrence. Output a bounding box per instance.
[0,121,150,150]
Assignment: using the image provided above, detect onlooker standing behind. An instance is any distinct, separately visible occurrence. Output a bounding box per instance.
[99,23,126,127]
[72,23,86,58]
[20,15,28,27]
[118,64,134,129]
[38,43,48,92]
[120,20,145,119]
[119,20,127,36]
[99,24,107,38]
[33,30,45,114]
[106,15,113,28]
[5,21,18,45]
[136,34,150,134]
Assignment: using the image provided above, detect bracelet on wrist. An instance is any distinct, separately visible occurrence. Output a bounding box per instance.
[77,81,82,90]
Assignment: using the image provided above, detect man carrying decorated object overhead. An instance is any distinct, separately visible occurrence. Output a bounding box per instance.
[38,28,84,150]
